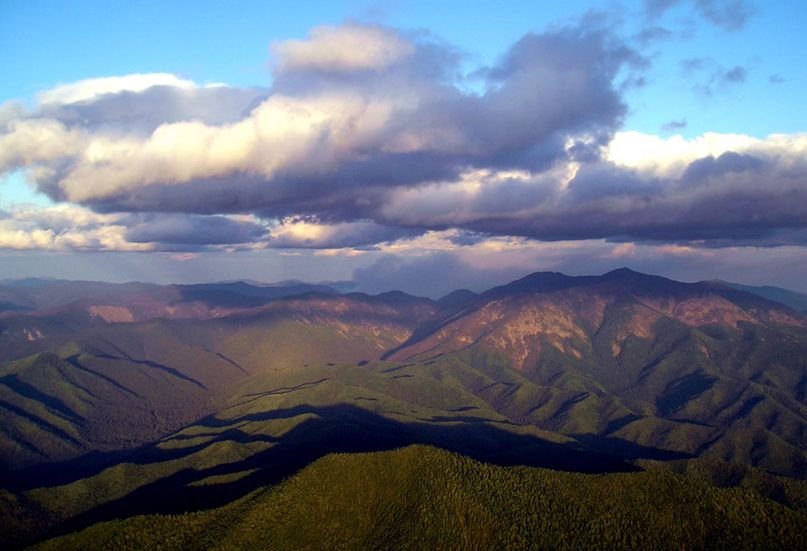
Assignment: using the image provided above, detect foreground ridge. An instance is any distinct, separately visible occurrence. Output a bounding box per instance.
[34,445,807,550]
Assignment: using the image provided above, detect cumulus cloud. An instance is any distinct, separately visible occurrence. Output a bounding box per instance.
[123,214,268,246]
[0,205,269,252]
[271,23,416,74]
[375,132,807,246]
[38,84,266,136]
[267,219,420,249]
[0,20,805,256]
[0,205,147,251]
[37,73,201,106]
[0,21,638,217]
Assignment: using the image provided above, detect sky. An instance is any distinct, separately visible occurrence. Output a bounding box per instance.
[1,0,806,296]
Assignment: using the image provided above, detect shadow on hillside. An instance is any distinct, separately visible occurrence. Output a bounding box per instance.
[26,402,651,544]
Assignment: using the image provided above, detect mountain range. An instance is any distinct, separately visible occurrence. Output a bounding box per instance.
[1,269,805,547]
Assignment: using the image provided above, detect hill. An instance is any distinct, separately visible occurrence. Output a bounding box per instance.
[32,445,807,550]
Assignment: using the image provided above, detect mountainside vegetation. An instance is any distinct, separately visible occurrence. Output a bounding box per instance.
[32,446,807,550]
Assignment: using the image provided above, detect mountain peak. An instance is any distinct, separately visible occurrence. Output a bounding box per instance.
[485,271,577,297]
[603,267,640,277]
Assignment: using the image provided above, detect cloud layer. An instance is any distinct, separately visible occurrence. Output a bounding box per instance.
[1,18,806,256]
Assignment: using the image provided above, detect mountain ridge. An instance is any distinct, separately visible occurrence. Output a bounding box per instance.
[1,268,806,547]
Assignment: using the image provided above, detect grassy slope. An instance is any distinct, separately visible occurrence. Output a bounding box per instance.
[34,445,807,550]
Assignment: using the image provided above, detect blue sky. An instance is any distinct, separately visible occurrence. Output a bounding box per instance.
[3,0,804,138]
[1,0,806,294]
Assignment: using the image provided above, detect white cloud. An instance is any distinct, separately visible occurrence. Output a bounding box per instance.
[271,23,415,74]
[37,73,199,106]
[0,22,635,214]
[0,204,149,251]
[606,131,807,178]
[268,218,416,249]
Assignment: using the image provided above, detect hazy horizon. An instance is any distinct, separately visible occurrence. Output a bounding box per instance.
[3,264,806,302]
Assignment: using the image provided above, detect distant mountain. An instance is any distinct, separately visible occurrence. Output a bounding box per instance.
[711,280,807,313]
[0,279,354,363]
[1,269,806,547]
[0,291,437,473]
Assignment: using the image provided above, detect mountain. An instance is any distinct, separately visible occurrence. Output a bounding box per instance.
[0,279,351,363]
[0,279,343,325]
[714,280,807,313]
[387,268,807,475]
[1,269,806,547]
[0,290,436,473]
[30,446,807,550]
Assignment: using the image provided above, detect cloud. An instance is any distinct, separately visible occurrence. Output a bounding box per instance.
[271,23,416,74]
[37,73,201,106]
[644,0,752,31]
[123,214,268,246]
[0,205,147,251]
[661,118,687,132]
[693,0,752,31]
[0,21,640,219]
[376,132,807,246]
[38,84,266,136]
[635,26,674,45]
[680,58,748,95]
[267,219,421,249]
[680,57,710,74]
[0,205,271,252]
[1,21,805,256]
[719,65,747,84]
